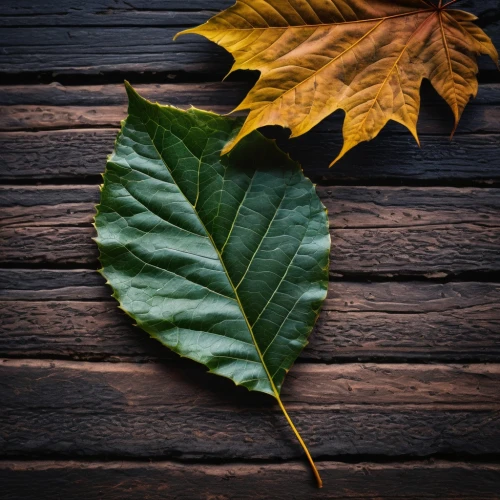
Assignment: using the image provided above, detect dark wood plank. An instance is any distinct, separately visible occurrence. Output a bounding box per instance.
[2,85,499,133]
[0,27,233,76]
[4,185,500,227]
[0,129,118,181]
[0,269,107,300]
[6,221,499,275]
[0,0,235,22]
[0,82,252,106]
[0,1,497,76]
[3,129,500,183]
[1,274,499,362]
[1,360,499,460]
[1,460,500,500]
[1,186,499,277]
[1,0,497,20]
[4,82,500,107]
[1,84,498,182]
[331,225,499,277]
[1,0,497,27]
[0,6,219,28]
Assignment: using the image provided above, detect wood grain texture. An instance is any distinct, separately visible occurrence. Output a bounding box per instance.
[1,186,498,277]
[0,82,252,106]
[0,5,220,28]
[4,185,500,227]
[3,129,500,183]
[0,0,235,21]
[1,460,500,500]
[1,0,496,26]
[3,82,500,107]
[1,360,500,460]
[1,84,499,133]
[3,223,495,274]
[1,0,497,19]
[0,27,232,76]
[0,269,108,300]
[1,84,499,182]
[1,276,499,362]
[0,1,497,76]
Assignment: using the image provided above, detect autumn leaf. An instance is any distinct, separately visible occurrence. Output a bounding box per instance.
[177,0,498,165]
[95,84,330,487]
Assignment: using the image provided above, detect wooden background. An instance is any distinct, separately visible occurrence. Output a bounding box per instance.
[1,1,500,498]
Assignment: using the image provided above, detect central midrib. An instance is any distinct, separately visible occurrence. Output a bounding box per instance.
[137,108,280,397]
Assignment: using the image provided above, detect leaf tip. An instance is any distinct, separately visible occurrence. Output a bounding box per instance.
[124,80,138,100]
[173,27,196,41]
[411,129,421,148]
[221,140,236,156]
[450,119,459,140]
[328,152,343,168]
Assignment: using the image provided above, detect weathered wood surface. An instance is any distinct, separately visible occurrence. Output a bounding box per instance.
[1,186,499,277]
[3,129,499,183]
[0,82,253,106]
[1,271,499,362]
[1,0,500,496]
[1,360,500,460]
[2,99,499,133]
[2,0,497,26]
[0,27,230,77]
[3,81,500,108]
[4,185,500,228]
[1,83,499,182]
[0,2,223,27]
[2,460,500,500]
[0,84,498,133]
[0,1,498,76]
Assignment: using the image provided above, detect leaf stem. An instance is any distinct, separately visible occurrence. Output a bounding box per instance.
[214,232,324,488]
[275,393,323,488]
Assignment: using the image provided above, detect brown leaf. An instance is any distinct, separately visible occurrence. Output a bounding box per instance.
[177,0,498,166]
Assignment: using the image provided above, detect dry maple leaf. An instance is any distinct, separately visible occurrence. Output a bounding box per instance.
[177,0,498,165]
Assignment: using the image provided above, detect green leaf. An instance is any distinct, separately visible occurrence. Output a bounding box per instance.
[94,83,330,486]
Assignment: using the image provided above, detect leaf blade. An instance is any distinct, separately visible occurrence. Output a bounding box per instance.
[178,0,499,165]
[95,83,330,396]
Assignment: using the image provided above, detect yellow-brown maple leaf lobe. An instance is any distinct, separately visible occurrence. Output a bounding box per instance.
[177,0,498,166]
